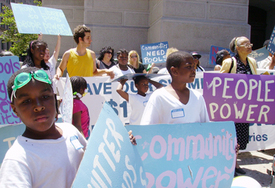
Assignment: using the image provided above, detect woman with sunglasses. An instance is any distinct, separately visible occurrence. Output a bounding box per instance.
[220,36,257,176]
[128,50,155,73]
[96,46,116,69]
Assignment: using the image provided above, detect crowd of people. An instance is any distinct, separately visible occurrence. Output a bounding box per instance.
[0,23,273,187]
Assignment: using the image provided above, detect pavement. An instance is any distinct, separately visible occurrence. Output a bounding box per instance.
[237,149,275,188]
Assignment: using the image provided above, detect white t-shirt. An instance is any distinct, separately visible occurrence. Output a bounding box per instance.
[110,65,135,78]
[0,123,87,188]
[257,56,273,69]
[140,87,209,125]
[128,93,152,125]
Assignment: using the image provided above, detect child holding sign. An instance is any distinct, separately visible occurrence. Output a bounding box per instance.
[140,51,209,125]
[116,76,163,125]
[0,67,87,187]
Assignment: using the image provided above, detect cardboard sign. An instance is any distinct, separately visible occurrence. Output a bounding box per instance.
[203,72,275,124]
[0,56,21,125]
[126,121,236,187]
[248,47,269,62]
[140,42,169,64]
[72,102,146,187]
[267,25,275,54]
[209,45,234,65]
[11,3,72,36]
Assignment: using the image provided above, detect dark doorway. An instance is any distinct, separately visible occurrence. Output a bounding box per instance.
[248,6,267,50]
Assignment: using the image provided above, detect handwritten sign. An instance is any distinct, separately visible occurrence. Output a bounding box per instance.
[0,56,21,125]
[11,3,72,36]
[209,45,234,65]
[140,42,169,64]
[203,72,275,124]
[126,121,236,187]
[72,102,146,187]
[248,47,269,62]
[267,25,275,54]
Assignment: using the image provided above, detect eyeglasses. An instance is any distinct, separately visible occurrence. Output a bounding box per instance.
[239,43,253,48]
[193,56,199,60]
[131,55,137,58]
[11,70,52,102]
[105,51,112,54]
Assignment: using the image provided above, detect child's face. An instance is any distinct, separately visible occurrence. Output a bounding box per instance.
[31,44,46,62]
[135,78,149,94]
[11,80,57,134]
[175,57,196,83]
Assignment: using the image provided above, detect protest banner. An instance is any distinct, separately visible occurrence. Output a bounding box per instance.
[248,47,269,62]
[140,41,169,64]
[0,123,25,166]
[203,72,275,124]
[11,3,72,36]
[209,45,233,65]
[126,121,236,187]
[72,102,146,187]
[0,56,21,125]
[267,25,275,54]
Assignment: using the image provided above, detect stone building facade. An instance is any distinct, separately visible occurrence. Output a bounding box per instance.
[2,0,274,69]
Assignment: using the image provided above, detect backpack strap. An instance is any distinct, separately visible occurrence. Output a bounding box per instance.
[229,57,235,73]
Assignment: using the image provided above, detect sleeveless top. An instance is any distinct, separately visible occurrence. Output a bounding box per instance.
[67,49,94,77]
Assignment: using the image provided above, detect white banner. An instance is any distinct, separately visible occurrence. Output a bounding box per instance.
[56,71,274,152]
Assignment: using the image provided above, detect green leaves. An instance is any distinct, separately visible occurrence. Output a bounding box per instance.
[0,5,38,56]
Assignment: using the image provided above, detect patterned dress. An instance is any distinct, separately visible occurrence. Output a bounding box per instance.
[235,54,252,150]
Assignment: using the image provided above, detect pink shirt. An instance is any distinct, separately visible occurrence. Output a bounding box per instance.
[73,99,90,138]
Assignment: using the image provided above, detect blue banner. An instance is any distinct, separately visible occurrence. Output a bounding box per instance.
[0,56,21,125]
[126,121,236,188]
[267,25,275,54]
[209,45,234,65]
[140,41,169,64]
[72,102,146,187]
[248,47,269,62]
[11,3,73,36]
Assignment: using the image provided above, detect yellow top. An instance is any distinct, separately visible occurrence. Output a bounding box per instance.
[67,49,94,77]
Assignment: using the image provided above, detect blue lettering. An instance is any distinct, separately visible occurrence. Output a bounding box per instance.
[262,134,268,141]
[201,78,203,89]
[87,84,93,95]
[189,78,200,89]
[119,101,127,118]
[130,82,137,93]
[256,135,261,141]
[93,83,102,95]
[159,79,171,87]
[124,82,129,92]
[104,83,111,94]
[148,83,154,92]
[108,99,118,115]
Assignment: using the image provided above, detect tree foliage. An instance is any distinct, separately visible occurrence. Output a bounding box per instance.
[0,0,42,56]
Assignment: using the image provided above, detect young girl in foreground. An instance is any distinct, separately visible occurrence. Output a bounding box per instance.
[116,75,163,125]
[0,67,87,187]
[71,76,90,139]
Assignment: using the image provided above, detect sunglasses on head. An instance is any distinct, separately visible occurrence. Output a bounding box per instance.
[11,70,52,102]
